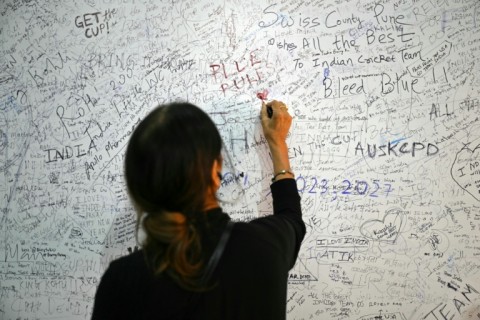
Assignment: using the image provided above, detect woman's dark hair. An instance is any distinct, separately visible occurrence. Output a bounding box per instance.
[125,102,222,289]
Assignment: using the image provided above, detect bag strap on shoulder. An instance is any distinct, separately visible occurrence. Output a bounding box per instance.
[200,220,235,285]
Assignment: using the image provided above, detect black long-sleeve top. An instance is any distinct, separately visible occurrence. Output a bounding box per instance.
[92,178,306,320]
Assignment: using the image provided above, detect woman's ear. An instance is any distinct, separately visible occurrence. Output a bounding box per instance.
[211,158,222,191]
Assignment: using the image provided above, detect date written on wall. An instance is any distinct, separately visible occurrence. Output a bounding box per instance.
[295,176,394,200]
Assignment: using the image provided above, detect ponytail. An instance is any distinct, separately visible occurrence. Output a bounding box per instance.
[141,211,203,290]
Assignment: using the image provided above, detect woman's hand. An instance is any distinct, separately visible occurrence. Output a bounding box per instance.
[260,100,294,182]
[260,100,292,148]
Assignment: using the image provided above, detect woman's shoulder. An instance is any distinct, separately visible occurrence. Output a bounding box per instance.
[229,217,290,247]
[107,249,149,274]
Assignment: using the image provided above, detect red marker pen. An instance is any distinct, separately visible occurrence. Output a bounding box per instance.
[256,89,273,118]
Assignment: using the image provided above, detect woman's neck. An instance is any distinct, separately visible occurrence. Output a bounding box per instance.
[203,193,220,211]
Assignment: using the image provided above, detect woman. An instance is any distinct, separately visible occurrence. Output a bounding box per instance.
[92,100,306,319]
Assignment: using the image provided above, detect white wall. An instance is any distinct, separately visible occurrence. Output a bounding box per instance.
[1,0,480,319]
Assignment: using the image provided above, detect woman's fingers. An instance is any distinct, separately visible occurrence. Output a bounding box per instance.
[260,100,292,145]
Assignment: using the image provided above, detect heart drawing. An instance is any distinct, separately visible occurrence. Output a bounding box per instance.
[360,208,405,243]
[451,143,480,202]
